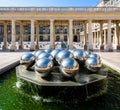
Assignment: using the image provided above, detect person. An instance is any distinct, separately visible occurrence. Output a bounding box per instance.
[61,41,67,48]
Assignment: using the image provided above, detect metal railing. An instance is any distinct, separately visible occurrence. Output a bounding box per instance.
[0,7,119,12]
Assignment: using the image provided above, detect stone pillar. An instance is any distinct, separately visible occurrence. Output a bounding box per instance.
[10,20,17,51]
[114,26,117,46]
[84,22,87,50]
[88,20,93,50]
[94,32,96,44]
[50,19,55,49]
[36,22,39,49]
[94,31,97,48]
[116,22,120,50]
[68,19,73,49]
[3,22,8,49]
[30,19,35,51]
[93,32,94,45]
[97,31,99,44]
[19,22,23,49]
[104,20,112,51]
[119,27,120,44]
[100,22,104,50]
[104,29,106,45]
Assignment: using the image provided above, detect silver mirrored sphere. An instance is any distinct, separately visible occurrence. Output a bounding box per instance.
[35,58,53,77]
[32,51,36,56]
[57,48,65,51]
[84,50,91,58]
[37,52,53,60]
[51,49,61,58]
[68,49,76,54]
[44,49,52,54]
[20,53,34,65]
[35,50,45,58]
[73,50,84,61]
[85,57,102,72]
[60,58,79,77]
[56,50,74,64]
[88,53,100,60]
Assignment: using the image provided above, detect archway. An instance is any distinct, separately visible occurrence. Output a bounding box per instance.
[73,35,78,42]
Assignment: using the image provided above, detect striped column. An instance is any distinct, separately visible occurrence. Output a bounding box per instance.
[88,20,93,50]
[50,19,55,49]
[84,22,87,50]
[19,22,23,49]
[68,19,73,49]
[3,22,8,49]
[36,22,39,49]
[104,20,113,51]
[30,19,35,51]
[10,20,17,51]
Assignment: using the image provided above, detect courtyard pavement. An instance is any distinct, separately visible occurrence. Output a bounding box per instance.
[97,52,120,73]
[0,51,27,74]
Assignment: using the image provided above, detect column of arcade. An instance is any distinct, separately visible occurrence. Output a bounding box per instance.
[92,20,120,51]
[1,19,120,51]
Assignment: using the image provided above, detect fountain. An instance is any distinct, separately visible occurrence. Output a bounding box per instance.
[16,49,108,100]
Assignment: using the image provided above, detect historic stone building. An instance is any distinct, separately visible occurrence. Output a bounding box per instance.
[0,0,119,51]
[97,0,120,7]
[92,0,120,51]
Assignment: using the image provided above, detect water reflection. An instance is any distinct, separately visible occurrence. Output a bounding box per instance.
[0,69,120,110]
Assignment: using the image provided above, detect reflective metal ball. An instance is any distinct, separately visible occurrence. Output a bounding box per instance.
[68,49,76,54]
[57,48,65,51]
[88,53,100,60]
[56,50,74,64]
[37,52,53,60]
[84,50,91,58]
[51,49,61,58]
[32,51,36,56]
[20,53,35,70]
[85,57,102,72]
[20,53,34,64]
[60,58,79,77]
[35,58,53,77]
[44,49,52,54]
[35,50,45,58]
[73,50,84,61]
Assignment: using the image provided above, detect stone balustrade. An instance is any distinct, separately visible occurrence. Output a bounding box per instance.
[0,7,120,12]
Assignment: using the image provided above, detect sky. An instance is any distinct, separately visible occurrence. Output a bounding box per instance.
[0,0,99,7]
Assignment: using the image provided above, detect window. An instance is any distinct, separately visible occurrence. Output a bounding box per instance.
[64,36,67,41]
[16,25,20,34]
[48,36,50,41]
[56,29,60,34]
[40,36,43,41]
[47,29,50,34]
[64,28,67,34]
[73,29,75,34]
[0,25,3,35]
[28,25,31,34]
[7,25,11,34]
[40,27,43,34]
[56,36,60,41]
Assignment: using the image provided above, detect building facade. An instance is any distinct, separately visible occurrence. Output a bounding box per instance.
[91,0,120,51]
[97,0,120,7]
[0,6,120,51]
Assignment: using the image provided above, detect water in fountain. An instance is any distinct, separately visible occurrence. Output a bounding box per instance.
[0,68,120,110]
